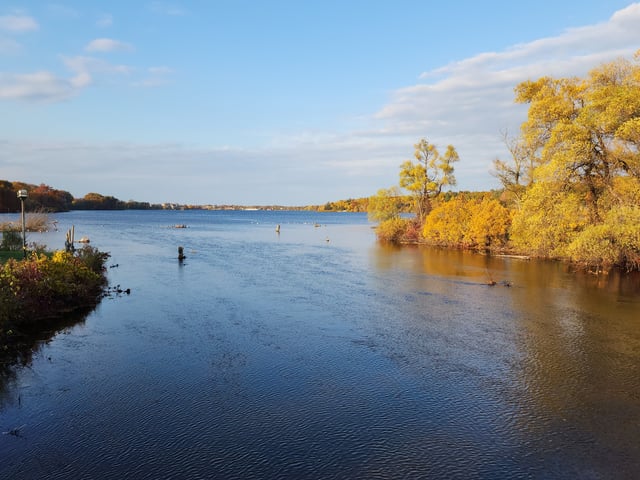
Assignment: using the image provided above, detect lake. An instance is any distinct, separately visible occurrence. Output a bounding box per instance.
[1,210,639,479]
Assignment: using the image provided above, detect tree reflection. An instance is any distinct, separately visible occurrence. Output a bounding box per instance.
[0,308,93,409]
[368,243,640,471]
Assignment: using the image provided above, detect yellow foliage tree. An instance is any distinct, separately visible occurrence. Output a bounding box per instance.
[422,196,511,249]
[515,54,640,222]
[399,139,459,222]
[367,187,404,222]
[509,52,640,269]
[422,196,471,247]
[510,180,588,258]
[466,197,512,248]
[565,206,640,271]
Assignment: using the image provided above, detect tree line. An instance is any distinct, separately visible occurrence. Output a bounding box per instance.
[368,52,640,272]
[0,181,157,213]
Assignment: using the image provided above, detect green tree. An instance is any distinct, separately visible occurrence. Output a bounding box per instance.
[399,139,459,222]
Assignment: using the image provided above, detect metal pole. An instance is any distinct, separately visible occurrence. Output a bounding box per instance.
[21,197,26,258]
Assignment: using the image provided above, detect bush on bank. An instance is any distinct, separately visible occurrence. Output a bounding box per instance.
[0,246,109,337]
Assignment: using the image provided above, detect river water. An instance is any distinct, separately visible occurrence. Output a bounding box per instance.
[1,210,639,479]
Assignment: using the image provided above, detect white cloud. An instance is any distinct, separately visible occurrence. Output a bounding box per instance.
[0,71,75,102]
[0,14,39,33]
[0,55,134,102]
[63,55,132,75]
[85,38,133,53]
[62,55,133,87]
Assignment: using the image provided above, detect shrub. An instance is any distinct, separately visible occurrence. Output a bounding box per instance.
[566,206,640,271]
[423,196,472,247]
[0,247,109,329]
[466,197,512,248]
[74,245,111,274]
[1,230,22,251]
[376,218,411,243]
[510,183,587,258]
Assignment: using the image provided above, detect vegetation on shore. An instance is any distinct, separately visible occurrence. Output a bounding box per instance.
[0,180,373,213]
[0,181,158,213]
[0,246,110,361]
[368,53,640,272]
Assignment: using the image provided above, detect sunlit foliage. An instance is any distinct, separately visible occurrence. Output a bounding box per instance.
[0,246,109,330]
[399,139,459,222]
[375,218,412,244]
[372,53,640,270]
[367,187,405,222]
[317,197,370,212]
[423,196,511,249]
[422,196,471,247]
[565,206,640,271]
[509,52,640,269]
[510,181,588,258]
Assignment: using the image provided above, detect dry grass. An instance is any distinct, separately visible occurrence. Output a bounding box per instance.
[0,213,51,232]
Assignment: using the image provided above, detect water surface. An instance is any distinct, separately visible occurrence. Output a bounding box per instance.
[1,210,639,479]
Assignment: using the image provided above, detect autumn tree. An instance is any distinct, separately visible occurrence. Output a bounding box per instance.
[399,139,459,222]
[422,195,471,247]
[72,193,124,210]
[511,52,640,269]
[0,181,73,212]
[367,186,405,222]
[514,54,640,222]
[422,195,511,249]
[29,184,74,212]
[492,130,539,201]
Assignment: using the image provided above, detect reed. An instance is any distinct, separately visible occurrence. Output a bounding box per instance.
[0,213,51,233]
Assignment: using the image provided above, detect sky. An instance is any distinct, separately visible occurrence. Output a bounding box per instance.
[1,1,639,205]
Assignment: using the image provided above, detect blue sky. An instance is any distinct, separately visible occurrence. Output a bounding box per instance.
[1,1,639,205]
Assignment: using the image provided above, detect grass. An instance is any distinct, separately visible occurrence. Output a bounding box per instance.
[1,213,51,262]
[0,251,25,263]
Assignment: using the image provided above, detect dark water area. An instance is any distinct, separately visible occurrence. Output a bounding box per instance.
[1,210,639,479]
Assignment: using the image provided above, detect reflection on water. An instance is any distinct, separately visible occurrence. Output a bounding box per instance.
[370,243,640,478]
[1,210,639,479]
